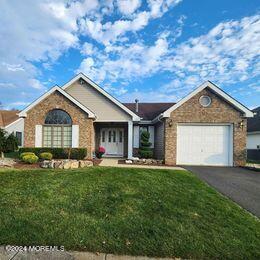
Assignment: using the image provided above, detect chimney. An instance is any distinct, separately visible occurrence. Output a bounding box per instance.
[135,99,139,113]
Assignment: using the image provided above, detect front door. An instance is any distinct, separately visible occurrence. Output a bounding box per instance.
[100,128,124,156]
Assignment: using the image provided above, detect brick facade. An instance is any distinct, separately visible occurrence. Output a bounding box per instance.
[24,91,94,159]
[164,88,247,166]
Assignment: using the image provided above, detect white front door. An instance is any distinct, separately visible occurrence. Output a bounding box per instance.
[100,128,124,156]
[177,124,232,166]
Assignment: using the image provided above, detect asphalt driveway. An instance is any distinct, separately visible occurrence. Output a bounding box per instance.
[184,166,260,217]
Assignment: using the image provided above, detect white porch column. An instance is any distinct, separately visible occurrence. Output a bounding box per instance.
[128,121,133,159]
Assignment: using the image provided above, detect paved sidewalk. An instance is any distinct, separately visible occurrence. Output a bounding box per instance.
[99,158,184,170]
[0,247,175,260]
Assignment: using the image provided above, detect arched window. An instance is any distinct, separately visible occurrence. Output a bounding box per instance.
[45,109,72,125]
[43,109,72,148]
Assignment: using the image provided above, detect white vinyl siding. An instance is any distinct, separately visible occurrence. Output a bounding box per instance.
[5,118,24,147]
[66,82,131,121]
[247,133,260,149]
[133,126,139,148]
[177,124,233,166]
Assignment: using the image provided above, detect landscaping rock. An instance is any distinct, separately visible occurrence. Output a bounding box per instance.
[0,158,15,168]
[40,159,93,169]
[63,160,71,169]
[70,161,79,169]
[125,159,133,164]
[40,160,51,168]
[79,160,93,168]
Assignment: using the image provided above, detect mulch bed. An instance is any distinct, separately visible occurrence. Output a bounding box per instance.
[14,161,41,169]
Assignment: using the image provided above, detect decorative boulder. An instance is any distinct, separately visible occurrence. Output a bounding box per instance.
[125,159,133,164]
[70,160,79,169]
[79,160,93,168]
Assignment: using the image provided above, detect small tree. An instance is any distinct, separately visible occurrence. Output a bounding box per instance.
[0,128,7,158]
[4,133,18,153]
[139,130,153,158]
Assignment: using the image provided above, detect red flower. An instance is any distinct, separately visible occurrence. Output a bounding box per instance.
[99,146,105,153]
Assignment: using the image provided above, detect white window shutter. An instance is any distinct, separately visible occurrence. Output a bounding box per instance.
[72,125,79,148]
[148,126,154,148]
[35,125,42,147]
[133,126,140,148]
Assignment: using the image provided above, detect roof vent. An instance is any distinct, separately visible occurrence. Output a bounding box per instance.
[135,99,139,113]
[79,78,85,85]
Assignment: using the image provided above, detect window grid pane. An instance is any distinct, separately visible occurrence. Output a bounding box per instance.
[43,126,72,148]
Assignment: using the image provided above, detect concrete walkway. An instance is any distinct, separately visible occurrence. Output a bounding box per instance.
[0,247,174,260]
[99,158,184,170]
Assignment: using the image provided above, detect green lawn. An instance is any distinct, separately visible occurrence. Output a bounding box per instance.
[0,167,259,259]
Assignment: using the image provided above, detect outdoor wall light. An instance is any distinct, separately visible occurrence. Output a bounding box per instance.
[239,120,244,130]
[168,119,173,127]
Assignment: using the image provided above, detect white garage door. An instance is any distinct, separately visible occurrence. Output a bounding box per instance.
[177,124,232,166]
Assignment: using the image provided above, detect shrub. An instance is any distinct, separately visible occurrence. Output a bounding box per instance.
[4,133,18,153]
[19,148,87,160]
[22,154,39,164]
[39,152,53,160]
[139,130,153,158]
[0,128,7,158]
[95,146,105,159]
[20,152,35,159]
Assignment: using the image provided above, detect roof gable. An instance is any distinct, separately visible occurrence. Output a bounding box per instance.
[0,110,20,127]
[19,86,96,118]
[162,81,254,118]
[62,73,140,121]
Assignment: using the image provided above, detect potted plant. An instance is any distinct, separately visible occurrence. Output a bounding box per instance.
[94,146,105,165]
[96,146,105,158]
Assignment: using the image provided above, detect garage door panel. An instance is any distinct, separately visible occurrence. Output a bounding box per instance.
[177,125,232,166]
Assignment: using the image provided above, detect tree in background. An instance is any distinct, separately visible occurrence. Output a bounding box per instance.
[139,130,153,158]
[0,129,19,158]
[0,128,7,158]
[5,133,18,153]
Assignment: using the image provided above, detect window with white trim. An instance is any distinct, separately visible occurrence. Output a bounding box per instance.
[43,109,72,148]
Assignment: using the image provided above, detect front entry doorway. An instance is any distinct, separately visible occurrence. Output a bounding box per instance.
[100,128,124,156]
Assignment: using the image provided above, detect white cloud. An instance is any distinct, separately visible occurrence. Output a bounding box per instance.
[117,0,141,15]
[148,0,182,18]
[80,11,151,45]
[28,79,46,90]
[78,14,260,102]
[79,0,182,45]
[78,33,169,82]
[0,0,100,103]
[80,42,97,56]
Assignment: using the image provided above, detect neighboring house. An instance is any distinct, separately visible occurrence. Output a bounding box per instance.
[247,106,260,161]
[0,110,24,146]
[16,73,253,166]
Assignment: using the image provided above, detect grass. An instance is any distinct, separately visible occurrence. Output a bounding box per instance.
[0,167,259,259]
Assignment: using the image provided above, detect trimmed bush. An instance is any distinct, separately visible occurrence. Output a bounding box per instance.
[4,133,18,153]
[39,152,53,160]
[22,154,39,164]
[139,130,153,158]
[19,148,87,160]
[20,152,36,159]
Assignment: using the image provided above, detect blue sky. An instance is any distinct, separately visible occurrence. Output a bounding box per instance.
[0,0,259,110]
